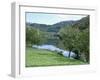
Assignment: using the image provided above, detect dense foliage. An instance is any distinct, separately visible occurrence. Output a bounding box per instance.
[26,27,46,46]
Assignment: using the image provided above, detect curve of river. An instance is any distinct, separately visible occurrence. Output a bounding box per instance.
[32,44,76,58]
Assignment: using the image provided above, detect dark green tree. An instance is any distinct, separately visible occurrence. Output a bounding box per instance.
[26,27,46,46]
[59,27,79,58]
[76,29,89,62]
[59,27,89,62]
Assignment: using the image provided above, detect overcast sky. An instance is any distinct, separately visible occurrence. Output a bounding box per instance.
[26,12,87,25]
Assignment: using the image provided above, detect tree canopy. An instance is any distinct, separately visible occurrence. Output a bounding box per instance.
[26,27,47,46]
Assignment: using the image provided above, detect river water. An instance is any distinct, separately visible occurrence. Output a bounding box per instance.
[32,44,76,58]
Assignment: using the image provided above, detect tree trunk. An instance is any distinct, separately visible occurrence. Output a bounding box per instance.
[68,50,71,58]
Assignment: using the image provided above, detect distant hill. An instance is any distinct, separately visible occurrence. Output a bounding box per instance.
[72,16,89,30]
[48,21,75,32]
[26,16,89,32]
[26,23,51,32]
[26,20,76,33]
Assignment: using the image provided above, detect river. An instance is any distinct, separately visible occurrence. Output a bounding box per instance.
[32,44,76,58]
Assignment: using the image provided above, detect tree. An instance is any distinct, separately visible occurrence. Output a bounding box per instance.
[59,27,79,58]
[26,27,46,46]
[58,27,89,62]
[76,29,89,62]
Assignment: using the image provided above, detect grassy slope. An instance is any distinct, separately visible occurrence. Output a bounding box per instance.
[26,47,86,67]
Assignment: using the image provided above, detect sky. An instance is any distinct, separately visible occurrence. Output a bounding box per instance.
[26,12,87,25]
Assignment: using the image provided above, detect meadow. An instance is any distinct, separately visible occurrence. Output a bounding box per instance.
[26,47,86,67]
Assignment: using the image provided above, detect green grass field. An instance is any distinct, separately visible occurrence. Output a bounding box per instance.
[26,47,86,67]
